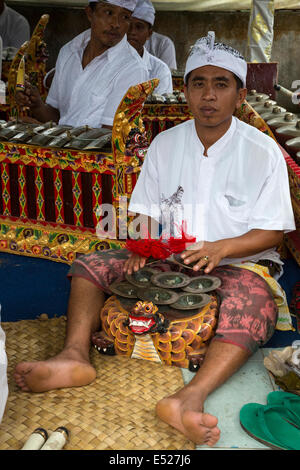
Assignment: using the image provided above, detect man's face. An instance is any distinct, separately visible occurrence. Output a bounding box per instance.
[184,65,247,132]
[86,2,132,49]
[127,17,152,55]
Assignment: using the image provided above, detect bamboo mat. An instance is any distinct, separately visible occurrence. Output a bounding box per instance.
[0,316,194,450]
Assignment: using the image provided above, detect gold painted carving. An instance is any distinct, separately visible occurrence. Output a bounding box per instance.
[112,79,159,165]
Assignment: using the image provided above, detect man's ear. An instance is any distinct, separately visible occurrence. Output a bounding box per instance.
[183,83,188,102]
[85,5,92,23]
[236,87,247,109]
[147,26,153,41]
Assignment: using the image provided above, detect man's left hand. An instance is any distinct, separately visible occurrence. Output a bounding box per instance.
[180,240,227,273]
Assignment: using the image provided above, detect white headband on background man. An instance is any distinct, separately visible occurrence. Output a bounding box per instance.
[132,0,155,26]
[184,31,247,87]
[89,0,138,12]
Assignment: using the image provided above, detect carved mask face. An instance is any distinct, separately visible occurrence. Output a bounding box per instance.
[128,301,158,334]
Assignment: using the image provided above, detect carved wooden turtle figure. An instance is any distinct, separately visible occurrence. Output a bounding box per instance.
[92,292,219,372]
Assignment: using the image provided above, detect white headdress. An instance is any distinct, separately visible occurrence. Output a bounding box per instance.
[132,0,155,26]
[184,31,247,87]
[90,0,138,12]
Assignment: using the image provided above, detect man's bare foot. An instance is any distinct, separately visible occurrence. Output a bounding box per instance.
[156,390,221,446]
[14,348,96,393]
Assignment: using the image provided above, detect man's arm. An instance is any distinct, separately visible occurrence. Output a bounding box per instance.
[181,229,284,273]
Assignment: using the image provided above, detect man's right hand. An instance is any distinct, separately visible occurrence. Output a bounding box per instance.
[15,79,60,124]
[15,79,43,109]
[123,253,148,275]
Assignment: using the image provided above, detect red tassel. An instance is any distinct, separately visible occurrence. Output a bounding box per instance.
[125,238,153,258]
[125,223,197,260]
[168,225,196,253]
[150,239,171,259]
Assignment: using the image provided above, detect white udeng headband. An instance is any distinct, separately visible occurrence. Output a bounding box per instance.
[132,0,155,26]
[184,31,247,87]
[90,0,138,12]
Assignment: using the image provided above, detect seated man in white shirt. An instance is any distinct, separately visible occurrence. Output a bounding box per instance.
[16,0,148,128]
[145,30,177,71]
[142,0,176,71]
[127,0,172,95]
[14,32,295,447]
[0,1,30,49]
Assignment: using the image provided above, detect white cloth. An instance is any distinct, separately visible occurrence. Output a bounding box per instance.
[0,3,30,49]
[129,117,296,266]
[184,31,247,87]
[132,0,155,25]
[0,306,8,423]
[91,0,138,11]
[0,34,2,78]
[145,31,177,70]
[142,47,172,95]
[43,67,55,90]
[245,0,275,62]
[0,36,5,103]
[46,30,148,127]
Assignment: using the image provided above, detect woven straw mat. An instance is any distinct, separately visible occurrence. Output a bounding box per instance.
[0,316,195,450]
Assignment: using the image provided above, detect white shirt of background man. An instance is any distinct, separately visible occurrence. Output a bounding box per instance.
[46,30,148,128]
[0,3,30,49]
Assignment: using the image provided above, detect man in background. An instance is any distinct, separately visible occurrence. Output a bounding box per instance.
[144,0,177,70]
[0,1,30,49]
[128,0,173,95]
[16,0,148,129]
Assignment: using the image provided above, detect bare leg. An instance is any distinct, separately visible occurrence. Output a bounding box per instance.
[14,277,105,392]
[156,340,250,446]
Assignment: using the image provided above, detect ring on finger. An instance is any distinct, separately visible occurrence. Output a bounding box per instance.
[202,255,209,262]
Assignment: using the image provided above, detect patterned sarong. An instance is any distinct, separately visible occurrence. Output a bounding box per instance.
[232,262,293,332]
[68,249,284,355]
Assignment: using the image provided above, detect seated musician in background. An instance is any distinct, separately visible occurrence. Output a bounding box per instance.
[0,1,30,49]
[143,0,177,70]
[128,0,173,95]
[15,0,148,129]
[14,32,295,447]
